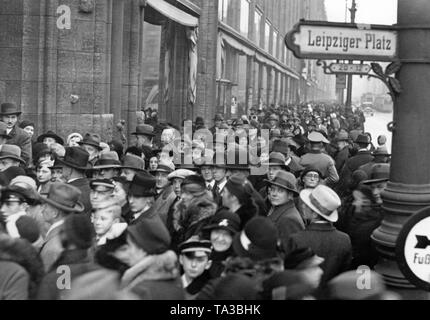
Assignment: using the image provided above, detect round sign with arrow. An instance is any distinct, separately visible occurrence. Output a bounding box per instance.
[396,206,430,291]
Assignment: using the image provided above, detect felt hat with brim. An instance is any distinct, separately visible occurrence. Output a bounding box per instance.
[203,208,241,235]
[167,169,196,181]
[355,134,370,145]
[78,133,103,150]
[0,103,21,116]
[1,185,35,204]
[268,152,288,168]
[307,131,330,144]
[372,146,391,157]
[120,154,145,171]
[128,171,157,197]
[362,164,390,185]
[264,171,299,195]
[0,122,11,139]
[90,151,121,170]
[0,145,26,165]
[335,131,350,142]
[151,160,175,174]
[56,147,91,171]
[299,185,341,223]
[37,130,64,146]
[132,124,155,137]
[232,216,279,261]
[39,182,85,213]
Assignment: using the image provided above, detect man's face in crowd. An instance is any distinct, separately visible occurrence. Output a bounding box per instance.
[180,251,211,281]
[200,166,213,182]
[92,208,119,236]
[155,171,169,190]
[43,137,56,148]
[172,178,183,197]
[302,171,320,189]
[2,115,18,129]
[210,229,233,252]
[90,186,114,206]
[214,120,222,128]
[371,181,387,205]
[112,181,127,204]
[268,165,282,181]
[0,197,27,217]
[121,168,137,182]
[128,195,152,213]
[23,126,34,138]
[212,167,227,182]
[135,135,152,148]
[161,129,174,146]
[93,168,119,179]
[149,157,158,171]
[37,165,52,184]
[82,144,99,161]
[0,158,20,172]
[51,168,64,182]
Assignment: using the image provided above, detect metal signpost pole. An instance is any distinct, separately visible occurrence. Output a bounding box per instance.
[345,0,357,110]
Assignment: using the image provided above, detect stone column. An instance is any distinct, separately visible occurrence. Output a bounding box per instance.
[371,0,430,298]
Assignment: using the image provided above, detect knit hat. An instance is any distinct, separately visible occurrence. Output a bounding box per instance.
[232,216,279,261]
[127,218,171,255]
[63,214,95,249]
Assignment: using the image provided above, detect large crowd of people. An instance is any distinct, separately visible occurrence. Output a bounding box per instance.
[0,100,399,300]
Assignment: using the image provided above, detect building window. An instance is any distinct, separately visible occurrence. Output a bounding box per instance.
[239,0,250,38]
[272,29,278,58]
[264,20,271,51]
[219,0,229,22]
[254,8,262,46]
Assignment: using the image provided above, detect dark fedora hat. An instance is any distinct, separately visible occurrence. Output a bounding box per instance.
[39,182,85,213]
[90,151,121,170]
[132,124,155,137]
[355,134,370,145]
[268,152,288,169]
[362,163,390,185]
[78,133,103,150]
[372,146,391,157]
[120,154,145,171]
[128,171,157,197]
[37,130,64,146]
[264,170,299,195]
[56,147,91,171]
[0,102,22,116]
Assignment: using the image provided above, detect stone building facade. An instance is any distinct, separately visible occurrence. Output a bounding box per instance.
[0,0,334,141]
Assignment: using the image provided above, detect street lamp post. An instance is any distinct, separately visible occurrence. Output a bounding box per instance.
[371,0,430,297]
[345,0,357,110]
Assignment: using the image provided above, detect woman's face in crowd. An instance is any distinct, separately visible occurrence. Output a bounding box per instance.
[149,157,158,171]
[69,135,82,147]
[371,181,387,205]
[302,171,321,189]
[268,185,291,206]
[210,229,233,252]
[172,178,183,197]
[92,208,118,236]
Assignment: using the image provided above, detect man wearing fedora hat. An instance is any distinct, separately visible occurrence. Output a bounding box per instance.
[39,183,86,272]
[0,102,32,166]
[56,147,92,214]
[120,154,146,182]
[286,185,352,288]
[334,131,351,172]
[132,124,155,151]
[265,171,305,252]
[0,144,26,172]
[358,146,390,177]
[127,172,159,226]
[89,151,121,179]
[78,133,103,166]
[337,133,374,197]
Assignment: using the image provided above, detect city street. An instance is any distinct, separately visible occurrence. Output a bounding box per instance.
[364,111,393,152]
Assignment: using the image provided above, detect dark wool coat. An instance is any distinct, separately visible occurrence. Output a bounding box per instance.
[6,125,32,165]
[267,200,305,253]
[286,222,352,285]
[121,250,184,300]
[68,177,92,214]
[337,151,374,197]
[235,201,259,230]
[335,146,350,172]
[37,249,100,300]
[0,260,29,300]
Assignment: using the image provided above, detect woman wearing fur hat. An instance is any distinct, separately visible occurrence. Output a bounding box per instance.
[0,234,44,300]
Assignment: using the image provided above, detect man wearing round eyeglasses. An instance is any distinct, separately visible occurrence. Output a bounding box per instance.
[300,167,323,190]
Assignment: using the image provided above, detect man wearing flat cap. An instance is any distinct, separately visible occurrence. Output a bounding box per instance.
[0,102,32,166]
